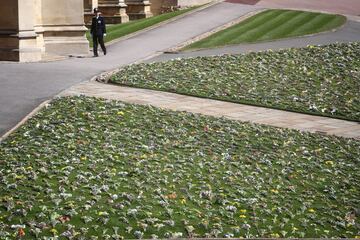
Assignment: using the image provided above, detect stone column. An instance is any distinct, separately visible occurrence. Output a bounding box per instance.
[149,0,166,16]
[93,0,99,8]
[35,0,89,57]
[0,0,41,62]
[98,0,129,24]
[125,0,153,20]
[84,0,97,25]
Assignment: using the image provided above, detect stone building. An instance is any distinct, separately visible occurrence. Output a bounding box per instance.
[84,0,210,24]
[0,0,89,62]
[84,0,152,24]
[0,0,210,62]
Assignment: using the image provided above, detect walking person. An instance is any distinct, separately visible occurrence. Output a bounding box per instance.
[90,8,107,57]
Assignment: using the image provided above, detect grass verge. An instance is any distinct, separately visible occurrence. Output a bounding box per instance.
[184,9,346,50]
[0,96,359,239]
[87,6,200,46]
[111,42,360,121]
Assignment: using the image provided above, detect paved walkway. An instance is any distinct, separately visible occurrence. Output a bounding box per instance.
[61,81,360,139]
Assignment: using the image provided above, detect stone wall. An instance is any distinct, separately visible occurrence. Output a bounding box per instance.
[0,0,89,62]
[35,0,89,57]
[150,0,211,16]
[0,0,41,61]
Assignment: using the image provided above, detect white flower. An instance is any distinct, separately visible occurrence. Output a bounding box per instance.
[225,205,237,212]
[10,224,25,229]
[134,230,143,239]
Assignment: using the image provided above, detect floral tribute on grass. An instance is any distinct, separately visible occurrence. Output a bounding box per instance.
[111,42,360,121]
[0,96,359,239]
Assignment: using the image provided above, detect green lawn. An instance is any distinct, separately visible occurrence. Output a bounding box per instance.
[0,96,359,239]
[184,9,346,50]
[111,42,360,121]
[87,6,199,45]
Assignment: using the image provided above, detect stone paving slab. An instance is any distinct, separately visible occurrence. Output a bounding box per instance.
[60,81,360,139]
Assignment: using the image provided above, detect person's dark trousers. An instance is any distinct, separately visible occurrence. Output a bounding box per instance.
[93,34,106,56]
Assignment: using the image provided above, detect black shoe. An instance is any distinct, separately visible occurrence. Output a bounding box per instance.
[104,50,107,55]
[94,54,98,57]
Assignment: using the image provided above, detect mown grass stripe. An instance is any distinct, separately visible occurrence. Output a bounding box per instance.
[187,10,279,48]
[290,14,332,36]
[245,10,304,42]
[237,10,301,42]
[321,15,346,31]
[292,14,345,37]
[281,12,319,38]
[184,9,346,50]
[257,11,316,41]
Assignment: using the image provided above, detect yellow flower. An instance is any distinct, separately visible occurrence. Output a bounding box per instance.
[240,209,247,213]
[292,227,298,231]
[180,198,186,204]
[270,233,280,238]
[308,208,315,213]
[239,215,246,218]
[271,189,279,194]
[354,236,360,239]
[117,111,125,116]
[80,156,87,161]
[15,175,25,180]
[314,148,322,153]
[50,228,58,235]
[325,160,334,165]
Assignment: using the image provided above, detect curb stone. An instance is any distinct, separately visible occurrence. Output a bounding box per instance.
[0,100,52,142]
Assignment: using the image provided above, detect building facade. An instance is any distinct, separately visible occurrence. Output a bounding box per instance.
[0,0,89,62]
[0,0,210,62]
[84,0,153,25]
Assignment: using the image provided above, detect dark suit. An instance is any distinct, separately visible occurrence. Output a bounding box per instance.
[90,16,107,56]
